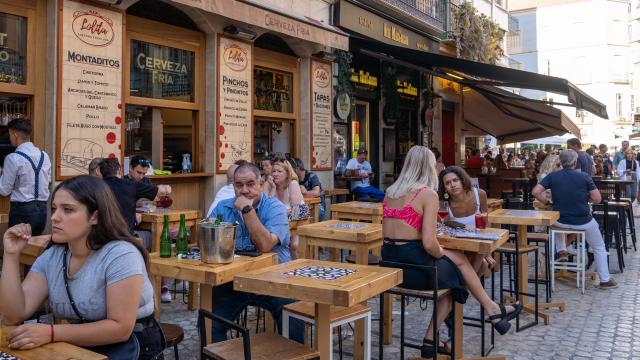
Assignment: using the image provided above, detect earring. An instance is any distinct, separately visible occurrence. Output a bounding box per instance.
[444,192,449,200]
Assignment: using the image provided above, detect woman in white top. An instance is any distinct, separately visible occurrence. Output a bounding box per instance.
[268,158,305,259]
[439,166,494,275]
[616,149,639,200]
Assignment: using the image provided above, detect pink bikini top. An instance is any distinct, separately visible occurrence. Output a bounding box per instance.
[383,187,427,231]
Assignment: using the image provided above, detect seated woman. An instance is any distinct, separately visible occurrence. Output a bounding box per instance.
[260,156,275,194]
[439,166,495,275]
[267,157,307,259]
[382,146,522,358]
[0,175,163,359]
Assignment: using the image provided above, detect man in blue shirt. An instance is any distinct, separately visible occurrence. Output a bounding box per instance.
[567,138,593,175]
[532,150,616,289]
[209,163,302,341]
[344,148,385,201]
[613,140,629,168]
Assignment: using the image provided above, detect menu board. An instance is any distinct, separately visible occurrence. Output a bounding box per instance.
[216,35,252,172]
[57,0,123,179]
[310,60,332,170]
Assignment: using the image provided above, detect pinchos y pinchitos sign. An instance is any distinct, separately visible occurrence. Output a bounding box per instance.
[216,35,253,172]
[57,0,123,179]
[310,60,332,170]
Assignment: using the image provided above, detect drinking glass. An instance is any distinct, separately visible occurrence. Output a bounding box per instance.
[475,212,488,229]
[437,201,449,223]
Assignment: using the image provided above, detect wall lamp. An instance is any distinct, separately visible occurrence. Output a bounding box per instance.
[312,51,337,62]
[223,25,257,41]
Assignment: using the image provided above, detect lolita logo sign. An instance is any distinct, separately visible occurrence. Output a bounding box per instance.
[72,10,114,47]
[223,44,248,71]
[313,66,330,88]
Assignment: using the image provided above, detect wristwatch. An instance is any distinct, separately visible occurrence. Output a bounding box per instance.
[241,205,253,215]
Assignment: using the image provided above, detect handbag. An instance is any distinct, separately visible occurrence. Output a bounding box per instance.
[62,246,143,359]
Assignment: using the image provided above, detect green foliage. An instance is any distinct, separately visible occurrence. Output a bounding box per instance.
[334,50,353,98]
[381,62,399,116]
[451,1,505,64]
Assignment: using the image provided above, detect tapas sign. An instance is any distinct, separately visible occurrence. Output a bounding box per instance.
[310,59,332,170]
[216,35,253,172]
[57,0,123,179]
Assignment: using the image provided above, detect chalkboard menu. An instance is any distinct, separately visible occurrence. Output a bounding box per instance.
[0,12,27,85]
[129,40,195,102]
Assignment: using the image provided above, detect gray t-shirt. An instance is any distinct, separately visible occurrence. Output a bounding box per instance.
[31,241,154,322]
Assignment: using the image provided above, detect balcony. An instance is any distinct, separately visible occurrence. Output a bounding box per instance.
[370,0,449,35]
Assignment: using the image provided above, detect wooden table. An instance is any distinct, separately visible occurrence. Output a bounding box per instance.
[304,197,321,223]
[19,235,51,266]
[0,332,106,360]
[149,251,277,343]
[234,259,402,360]
[137,209,201,253]
[297,220,383,356]
[487,198,503,213]
[330,201,382,224]
[488,208,562,325]
[596,177,635,201]
[439,228,509,360]
[0,213,7,224]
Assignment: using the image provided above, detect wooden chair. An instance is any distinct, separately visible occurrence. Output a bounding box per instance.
[198,309,319,360]
[159,323,184,359]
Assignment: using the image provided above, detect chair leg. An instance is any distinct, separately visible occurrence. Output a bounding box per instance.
[400,295,405,360]
[378,293,384,360]
[174,345,180,360]
[626,206,637,251]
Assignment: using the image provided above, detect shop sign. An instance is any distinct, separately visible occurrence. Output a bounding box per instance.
[217,35,253,172]
[130,40,195,101]
[310,60,333,170]
[337,0,438,52]
[335,92,351,121]
[0,13,27,84]
[58,0,123,179]
[397,80,417,97]
[351,68,378,88]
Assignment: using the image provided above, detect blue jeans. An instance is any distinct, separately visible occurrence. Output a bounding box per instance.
[352,185,385,201]
[211,282,305,343]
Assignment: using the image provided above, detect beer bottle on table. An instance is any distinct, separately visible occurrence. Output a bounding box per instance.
[159,215,171,258]
[176,213,188,256]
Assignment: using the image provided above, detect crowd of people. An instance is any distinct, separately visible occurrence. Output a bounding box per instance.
[0,117,634,358]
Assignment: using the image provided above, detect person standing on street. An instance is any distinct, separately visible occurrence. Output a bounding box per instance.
[566,138,593,176]
[613,140,630,168]
[0,117,51,236]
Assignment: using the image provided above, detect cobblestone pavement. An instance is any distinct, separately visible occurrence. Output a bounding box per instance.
[158,234,639,360]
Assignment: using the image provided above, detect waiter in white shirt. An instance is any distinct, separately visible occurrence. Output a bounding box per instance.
[0,117,51,235]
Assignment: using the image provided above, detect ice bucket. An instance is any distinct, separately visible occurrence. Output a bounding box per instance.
[198,222,237,264]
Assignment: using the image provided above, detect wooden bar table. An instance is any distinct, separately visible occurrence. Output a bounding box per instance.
[297,220,384,354]
[438,227,509,360]
[488,209,562,325]
[595,177,635,201]
[304,196,321,223]
[330,201,383,224]
[137,209,201,253]
[0,333,106,360]
[487,198,503,213]
[0,213,7,224]
[234,259,402,360]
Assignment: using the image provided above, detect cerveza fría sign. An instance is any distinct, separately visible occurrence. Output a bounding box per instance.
[135,52,188,84]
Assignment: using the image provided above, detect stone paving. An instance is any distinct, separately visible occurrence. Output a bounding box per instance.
[158,235,640,360]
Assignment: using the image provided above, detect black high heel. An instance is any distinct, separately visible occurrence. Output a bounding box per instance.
[488,303,523,335]
[421,338,451,358]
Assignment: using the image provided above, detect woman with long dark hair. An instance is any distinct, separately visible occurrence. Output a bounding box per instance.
[0,175,163,359]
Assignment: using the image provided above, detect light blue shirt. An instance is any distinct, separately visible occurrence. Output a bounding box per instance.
[210,193,291,263]
[345,158,372,190]
[0,142,51,202]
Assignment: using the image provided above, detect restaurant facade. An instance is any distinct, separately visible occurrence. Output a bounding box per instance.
[0,0,349,215]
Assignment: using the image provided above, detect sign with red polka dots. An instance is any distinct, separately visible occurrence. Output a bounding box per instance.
[57,0,123,179]
[216,35,253,172]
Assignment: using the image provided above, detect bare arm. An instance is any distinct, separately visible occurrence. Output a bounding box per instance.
[289,180,304,205]
[478,189,488,213]
[531,184,548,205]
[301,185,321,197]
[589,189,601,204]
[234,196,278,252]
[420,190,445,258]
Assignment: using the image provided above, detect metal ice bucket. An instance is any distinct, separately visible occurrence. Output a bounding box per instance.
[198,222,237,264]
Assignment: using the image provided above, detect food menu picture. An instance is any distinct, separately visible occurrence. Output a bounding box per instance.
[57,0,123,179]
[217,35,253,172]
[310,59,332,170]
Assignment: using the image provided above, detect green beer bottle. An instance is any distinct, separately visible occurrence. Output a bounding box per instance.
[176,214,188,256]
[159,215,171,258]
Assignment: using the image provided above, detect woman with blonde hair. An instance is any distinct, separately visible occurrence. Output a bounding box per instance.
[382,146,521,358]
[537,154,561,182]
[268,157,306,259]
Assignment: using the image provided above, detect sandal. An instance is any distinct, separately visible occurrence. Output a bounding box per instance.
[421,338,451,358]
[488,303,523,335]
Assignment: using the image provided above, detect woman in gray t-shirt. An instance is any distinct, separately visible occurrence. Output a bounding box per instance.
[0,175,157,358]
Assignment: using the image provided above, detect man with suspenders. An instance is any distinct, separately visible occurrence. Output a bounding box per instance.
[0,117,51,235]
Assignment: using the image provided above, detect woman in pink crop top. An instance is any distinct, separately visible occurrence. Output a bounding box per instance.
[382,146,521,358]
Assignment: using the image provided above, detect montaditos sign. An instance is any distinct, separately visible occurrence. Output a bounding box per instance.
[336,0,438,52]
[57,0,123,179]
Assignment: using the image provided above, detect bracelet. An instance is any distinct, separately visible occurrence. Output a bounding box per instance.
[50,324,54,343]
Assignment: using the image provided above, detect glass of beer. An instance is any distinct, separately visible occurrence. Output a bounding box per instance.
[475,212,488,229]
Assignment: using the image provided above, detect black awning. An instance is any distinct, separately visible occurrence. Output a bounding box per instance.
[353,37,608,119]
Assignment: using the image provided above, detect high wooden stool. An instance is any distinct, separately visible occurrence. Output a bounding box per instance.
[160,323,184,359]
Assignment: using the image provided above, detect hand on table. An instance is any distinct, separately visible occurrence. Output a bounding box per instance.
[7,323,51,350]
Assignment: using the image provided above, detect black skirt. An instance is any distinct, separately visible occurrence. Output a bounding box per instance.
[381,239,469,304]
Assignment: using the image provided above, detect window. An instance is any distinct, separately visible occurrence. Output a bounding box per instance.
[254,67,293,113]
[0,12,27,85]
[632,94,635,113]
[616,93,623,119]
